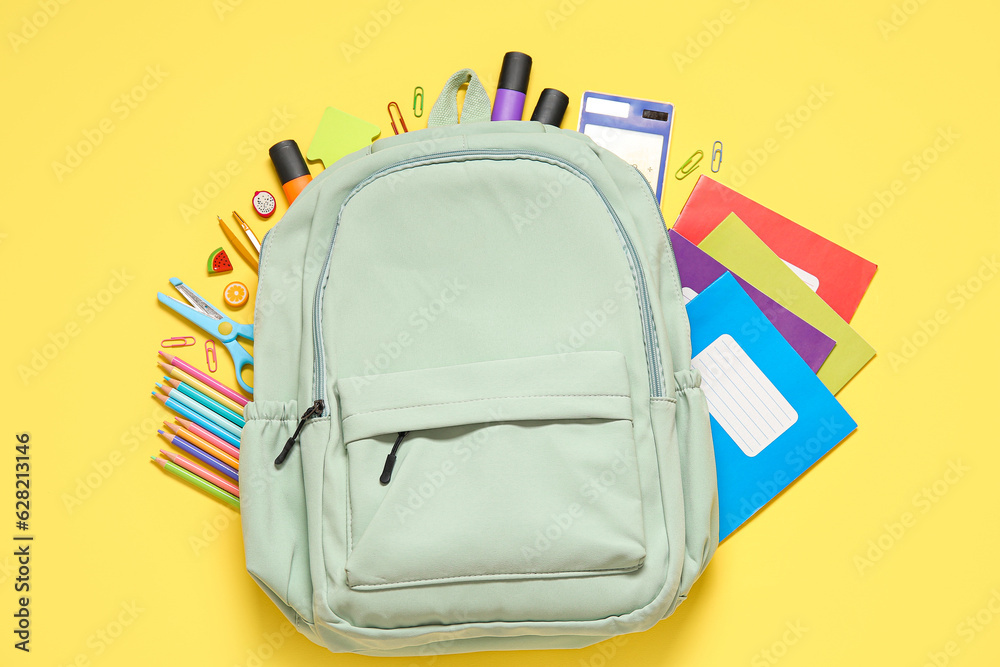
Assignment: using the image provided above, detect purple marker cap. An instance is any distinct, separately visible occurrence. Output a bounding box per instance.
[491,51,532,121]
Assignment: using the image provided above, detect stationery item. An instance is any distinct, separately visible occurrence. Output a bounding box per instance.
[173,418,241,456]
[577,92,674,202]
[668,229,835,373]
[217,216,259,272]
[159,429,239,473]
[529,88,569,127]
[165,421,240,461]
[413,86,424,117]
[156,279,254,394]
[205,339,217,372]
[164,378,245,428]
[159,450,239,497]
[160,336,195,348]
[157,383,240,437]
[207,248,233,275]
[686,273,857,539]
[697,214,877,394]
[711,141,723,172]
[160,363,244,414]
[223,281,248,308]
[675,150,703,180]
[151,456,239,509]
[491,51,532,121]
[269,139,313,204]
[152,392,240,447]
[251,191,276,219]
[673,176,878,322]
[233,211,262,251]
[158,351,248,407]
[306,108,381,169]
[387,101,408,134]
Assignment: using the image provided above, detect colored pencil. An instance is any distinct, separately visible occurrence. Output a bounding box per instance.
[158,361,244,415]
[233,211,261,253]
[159,352,248,407]
[160,450,239,497]
[158,431,238,480]
[164,421,239,461]
[155,383,241,437]
[152,456,239,509]
[152,392,240,448]
[174,417,240,453]
[218,215,258,272]
[164,378,245,427]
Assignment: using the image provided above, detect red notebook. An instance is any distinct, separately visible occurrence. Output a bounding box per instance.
[672,176,877,323]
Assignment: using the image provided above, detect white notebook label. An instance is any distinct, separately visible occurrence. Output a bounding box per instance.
[692,334,798,457]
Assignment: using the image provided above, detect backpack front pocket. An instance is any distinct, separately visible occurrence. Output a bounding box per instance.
[336,351,646,590]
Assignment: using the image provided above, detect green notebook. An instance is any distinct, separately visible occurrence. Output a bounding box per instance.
[697,214,875,394]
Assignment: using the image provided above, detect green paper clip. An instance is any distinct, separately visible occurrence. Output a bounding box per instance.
[413,86,424,118]
[675,150,704,180]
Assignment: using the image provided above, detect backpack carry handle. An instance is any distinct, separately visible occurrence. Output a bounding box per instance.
[428,69,492,127]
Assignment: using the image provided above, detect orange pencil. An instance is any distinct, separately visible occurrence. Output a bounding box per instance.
[175,417,241,454]
[164,421,239,461]
[158,430,239,471]
[160,450,239,497]
[158,361,244,415]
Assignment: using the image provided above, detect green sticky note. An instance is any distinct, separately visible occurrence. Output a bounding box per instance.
[306,107,381,168]
[697,214,876,394]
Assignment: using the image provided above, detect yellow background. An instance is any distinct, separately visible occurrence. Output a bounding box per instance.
[2,0,998,665]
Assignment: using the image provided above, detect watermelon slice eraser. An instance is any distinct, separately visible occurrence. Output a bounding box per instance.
[208,247,234,274]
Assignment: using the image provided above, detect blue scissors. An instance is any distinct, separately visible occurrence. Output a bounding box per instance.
[157,277,254,394]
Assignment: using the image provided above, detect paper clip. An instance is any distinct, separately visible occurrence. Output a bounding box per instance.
[161,336,195,348]
[413,87,424,118]
[675,150,703,180]
[388,101,408,135]
[205,339,218,373]
[711,141,723,173]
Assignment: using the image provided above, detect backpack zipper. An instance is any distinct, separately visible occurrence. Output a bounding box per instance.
[310,149,665,414]
[378,431,409,485]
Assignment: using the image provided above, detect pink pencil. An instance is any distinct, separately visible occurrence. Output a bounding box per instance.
[175,418,241,453]
[159,450,240,497]
[159,351,248,407]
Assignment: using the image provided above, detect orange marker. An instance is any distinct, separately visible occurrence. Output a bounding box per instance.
[269,140,312,204]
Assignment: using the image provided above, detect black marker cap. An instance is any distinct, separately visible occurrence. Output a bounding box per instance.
[530,88,570,126]
[497,51,532,94]
[269,139,310,185]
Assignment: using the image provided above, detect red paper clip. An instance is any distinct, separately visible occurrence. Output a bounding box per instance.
[205,340,218,373]
[388,101,408,135]
[161,336,195,348]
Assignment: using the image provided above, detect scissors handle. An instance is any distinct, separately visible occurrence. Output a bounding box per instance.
[224,339,254,394]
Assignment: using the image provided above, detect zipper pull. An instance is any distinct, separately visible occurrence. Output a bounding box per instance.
[274,400,325,466]
[379,431,409,485]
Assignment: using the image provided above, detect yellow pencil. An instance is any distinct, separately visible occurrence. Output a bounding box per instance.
[217,215,258,272]
[158,361,244,416]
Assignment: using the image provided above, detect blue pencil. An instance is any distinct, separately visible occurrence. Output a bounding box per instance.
[152,392,240,448]
[157,431,238,481]
[156,384,241,438]
[165,377,245,428]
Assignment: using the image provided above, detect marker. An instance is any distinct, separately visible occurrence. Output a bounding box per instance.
[151,456,239,509]
[491,51,532,121]
[530,88,569,127]
[269,140,313,204]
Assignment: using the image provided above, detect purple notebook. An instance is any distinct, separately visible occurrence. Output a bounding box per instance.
[669,229,836,373]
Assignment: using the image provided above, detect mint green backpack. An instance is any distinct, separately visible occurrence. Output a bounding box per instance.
[241,69,718,656]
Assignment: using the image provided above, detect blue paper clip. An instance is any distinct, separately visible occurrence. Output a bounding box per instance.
[711,141,723,173]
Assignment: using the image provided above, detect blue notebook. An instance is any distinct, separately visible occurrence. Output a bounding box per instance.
[686,273,857,540]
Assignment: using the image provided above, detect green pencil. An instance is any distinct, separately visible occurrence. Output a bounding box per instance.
[151,456,240,509]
